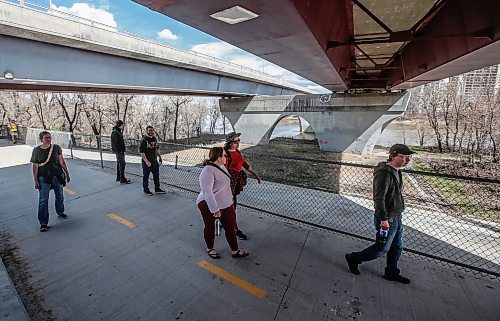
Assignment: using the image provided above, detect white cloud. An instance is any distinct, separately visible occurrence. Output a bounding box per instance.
[157,29,179,40]
[51,3,117,29]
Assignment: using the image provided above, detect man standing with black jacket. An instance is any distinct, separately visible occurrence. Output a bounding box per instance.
[345,144,415,284]
[111,120,131,184]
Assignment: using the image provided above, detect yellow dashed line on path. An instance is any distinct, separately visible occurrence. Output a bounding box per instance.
[197,260,267,298]
[63,187,76,195]
[107,213,137,228]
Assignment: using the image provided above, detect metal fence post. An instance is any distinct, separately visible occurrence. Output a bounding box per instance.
[175,155,178,169]
[98,135,104,169]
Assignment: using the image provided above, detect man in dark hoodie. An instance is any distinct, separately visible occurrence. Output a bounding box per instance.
[345,144,415,284]
[139,126,165,195]
[111,120,131,184]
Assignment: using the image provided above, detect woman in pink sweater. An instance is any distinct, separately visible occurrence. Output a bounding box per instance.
[197,147,249,259]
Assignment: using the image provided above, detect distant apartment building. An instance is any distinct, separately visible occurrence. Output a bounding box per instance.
[449,64,500,101]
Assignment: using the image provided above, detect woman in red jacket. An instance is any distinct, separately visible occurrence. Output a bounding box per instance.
[224,132,261,240]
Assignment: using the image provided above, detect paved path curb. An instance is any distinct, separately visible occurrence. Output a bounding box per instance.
[0,258,30,321]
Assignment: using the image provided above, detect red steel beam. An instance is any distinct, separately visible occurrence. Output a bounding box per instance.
[291,0,352,86]
[385,0,500,89]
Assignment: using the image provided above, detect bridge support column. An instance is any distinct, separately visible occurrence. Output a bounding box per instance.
[220,92,410,155]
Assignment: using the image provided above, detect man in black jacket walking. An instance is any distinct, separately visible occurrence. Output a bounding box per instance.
[345,144,415,284]
[111,120,131,184]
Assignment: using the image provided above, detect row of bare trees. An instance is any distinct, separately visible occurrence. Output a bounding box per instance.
[0,92,227,141]
[408,79,500,163]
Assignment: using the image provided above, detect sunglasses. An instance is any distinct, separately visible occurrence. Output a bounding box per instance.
[232,140,240,143]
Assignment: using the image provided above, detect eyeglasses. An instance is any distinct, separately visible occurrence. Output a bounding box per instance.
[396,154,412,160]
[232,140,240,143]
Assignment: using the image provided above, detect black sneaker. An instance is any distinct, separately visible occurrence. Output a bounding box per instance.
[58,213,68,219]
[120,179,132,184]
[345,253,360,275]
[383,274,411,284]
[154,188,166,194]
[39,225,48,232]
[236,230,248,240]
[144,190,153,196]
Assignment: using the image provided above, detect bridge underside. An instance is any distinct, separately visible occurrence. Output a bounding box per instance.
[220,92,410,154]
[0,35,296,97]
[135,0,500,91]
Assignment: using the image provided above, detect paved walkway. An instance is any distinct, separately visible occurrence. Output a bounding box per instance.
[0,142,499,321]
[66,145,500,275]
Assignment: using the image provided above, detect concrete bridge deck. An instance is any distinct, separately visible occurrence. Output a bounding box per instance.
[1,142,499,321]
[0,1,313,96]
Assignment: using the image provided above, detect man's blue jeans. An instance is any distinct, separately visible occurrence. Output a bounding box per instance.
[351,215,404,276]
[38,176,64,226]
[142,160,160,191]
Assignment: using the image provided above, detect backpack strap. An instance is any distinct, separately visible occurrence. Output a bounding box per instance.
[39,144,54,167]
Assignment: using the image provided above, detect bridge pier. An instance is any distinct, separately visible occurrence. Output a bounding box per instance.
[220,91,410,155]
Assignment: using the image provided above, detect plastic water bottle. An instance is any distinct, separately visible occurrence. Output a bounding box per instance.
[378,227,389,244]
[215,220,221,237]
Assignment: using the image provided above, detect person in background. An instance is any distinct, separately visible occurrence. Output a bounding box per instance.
[8,119,18,144]
[30,131,71,232]
[111,120,131,184]
[345,144,415,284]
[196,147,249,259]
[139,126,165,195]
[224,132,261,240]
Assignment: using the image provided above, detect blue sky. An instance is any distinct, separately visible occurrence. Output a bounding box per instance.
[14,0,328,93]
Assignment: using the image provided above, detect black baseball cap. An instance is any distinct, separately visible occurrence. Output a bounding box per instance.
[389,144,415,156]
[115,120,124,127]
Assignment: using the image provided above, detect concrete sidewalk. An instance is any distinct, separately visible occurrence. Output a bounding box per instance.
[0,143,499,321]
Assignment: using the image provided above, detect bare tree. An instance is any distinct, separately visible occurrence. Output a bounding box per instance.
[113,94,135,124]
[151,96,174,141]
[32,92,54,129]
[182,100,207,138]
[208,101,220,134]
[421,84,444,152]
[167,96,192,141]
[414,118,428,147]
[0,99,7,125]
[55,93,81,133]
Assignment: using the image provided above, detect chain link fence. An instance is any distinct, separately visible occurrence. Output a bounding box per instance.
[68,133,500,279]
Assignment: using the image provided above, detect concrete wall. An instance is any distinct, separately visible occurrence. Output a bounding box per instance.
[220,92,410,154]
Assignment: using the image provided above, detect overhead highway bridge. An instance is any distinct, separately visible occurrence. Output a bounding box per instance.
[0,1,314,96]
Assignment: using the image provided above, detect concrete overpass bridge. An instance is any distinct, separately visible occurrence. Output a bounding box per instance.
[0,1,313,96]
